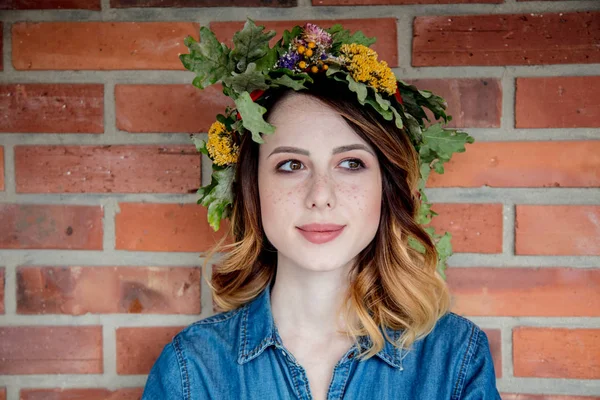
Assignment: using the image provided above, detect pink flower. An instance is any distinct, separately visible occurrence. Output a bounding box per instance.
[302,23,332,48]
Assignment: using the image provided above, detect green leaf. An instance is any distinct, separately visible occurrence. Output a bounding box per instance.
[282,26,302,49]
[254,45,279,72]
[232,18,276,73]
[397,80,450,125]
[419,124,474,168]
[373,91,391,111]
[390,105,403,130]
[327,25,376,50]
[345,74,368,104]
[190,135,209,156]
[270,74,308,91]
[179,27,233,89]
[222,63,270,95]
[197,166,235,231]
[235,91,275,143]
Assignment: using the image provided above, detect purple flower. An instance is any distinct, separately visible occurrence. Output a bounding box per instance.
[276,52,301,70]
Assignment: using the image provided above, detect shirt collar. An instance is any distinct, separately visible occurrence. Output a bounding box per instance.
[236,281,404,369]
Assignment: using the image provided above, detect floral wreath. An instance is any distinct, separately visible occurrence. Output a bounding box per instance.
[180,18,474,278]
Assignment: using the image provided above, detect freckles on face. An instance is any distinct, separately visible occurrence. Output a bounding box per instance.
[256,91,382,270]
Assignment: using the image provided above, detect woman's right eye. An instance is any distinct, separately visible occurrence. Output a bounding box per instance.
[276,159,304,173]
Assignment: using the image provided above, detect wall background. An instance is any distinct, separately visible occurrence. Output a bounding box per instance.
[0,0,599,399]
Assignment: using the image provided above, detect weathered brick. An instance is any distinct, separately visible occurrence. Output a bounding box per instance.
[483,329,502,378]
[0,326,102,374]
[314,0,499,4]
[0,0,100,9]
[413,12,600,66]
[116,326,184,374]
[17,266,201,315]
[0,268,4,314]
[0,204,103,250]
[211,18,398,67]
[0,146,4,191]
[12,22,198,70]
[406,78,501,128]
[516,205,600,256]
[0,84,103,133]
[15,145,201,194]
[516,76,600,128]
[116,84,233,133]
[426,141,600,188]
[448,267,600,317]
[426,204,503,254]
[115,203,230,252]
[20,388,143,400]
[112,0,295,6]
[513,327,600,379]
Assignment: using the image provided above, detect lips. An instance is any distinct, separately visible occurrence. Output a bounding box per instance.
[296,224,345,245]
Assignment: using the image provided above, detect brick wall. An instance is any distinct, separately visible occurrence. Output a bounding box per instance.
[0,0,599,398]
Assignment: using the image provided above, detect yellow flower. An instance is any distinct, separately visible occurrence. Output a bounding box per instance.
[339,43,397,96]
[206,121,239,166]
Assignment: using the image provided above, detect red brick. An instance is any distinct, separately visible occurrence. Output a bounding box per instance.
[20,388,143,400]
[0,0,100,9]
[426,203,503,254]
[0,84,103,133]
[116,84,233,133]
[15,145,200,194]
[0,204,103,250]
[112,0,295,6]
[405,78,501,128]
[315,0,499,3]
[516,205,600,256]
[12,22,198,70]
[482,329,502,378]
[502,395,600,400]
[116,326,183,374]
[17,266,201,315]
[211,18,398,67]
[426,141,600,188]
[0,388,4,400]
[516,77,600,128]
[448,267,600,317]
[0,146,4,191]
[413,12,600,66]
[0,326,102,374]
[0,268,4,314]
[513,327,600,379]
[116,203,230,252]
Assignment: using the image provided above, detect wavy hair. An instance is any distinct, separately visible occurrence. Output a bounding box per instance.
[201,76,451,359]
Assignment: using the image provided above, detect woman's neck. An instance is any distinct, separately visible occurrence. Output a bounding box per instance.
[269,255,353,341]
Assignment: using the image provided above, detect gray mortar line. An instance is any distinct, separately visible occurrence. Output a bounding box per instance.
[1,1,599,23]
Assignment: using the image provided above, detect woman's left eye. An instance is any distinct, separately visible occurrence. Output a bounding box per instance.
[339,158,366,171]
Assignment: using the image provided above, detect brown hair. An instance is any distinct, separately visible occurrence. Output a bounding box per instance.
[201,76,450,359]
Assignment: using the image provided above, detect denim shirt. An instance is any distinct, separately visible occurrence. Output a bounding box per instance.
[142,282,501,399]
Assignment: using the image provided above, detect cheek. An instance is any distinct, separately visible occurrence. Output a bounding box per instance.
[346,176,382,217]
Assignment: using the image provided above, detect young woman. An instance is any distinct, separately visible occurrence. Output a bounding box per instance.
[141,79,501,399]
[142,20,500,399]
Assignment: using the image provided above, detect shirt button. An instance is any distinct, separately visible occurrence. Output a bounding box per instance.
[348,352,355,359]
[282,351,287,357]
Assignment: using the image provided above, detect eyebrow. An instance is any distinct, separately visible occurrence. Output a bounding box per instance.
[268,144,375,158]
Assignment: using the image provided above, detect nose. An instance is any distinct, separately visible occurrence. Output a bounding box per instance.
[304,172,336,210]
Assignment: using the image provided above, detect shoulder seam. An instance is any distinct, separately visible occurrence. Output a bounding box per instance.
[172,335,191,400]
[451,322,481,400]
[188,305,246,327]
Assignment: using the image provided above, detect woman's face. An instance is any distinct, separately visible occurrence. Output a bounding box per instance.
[257,91,382,273]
